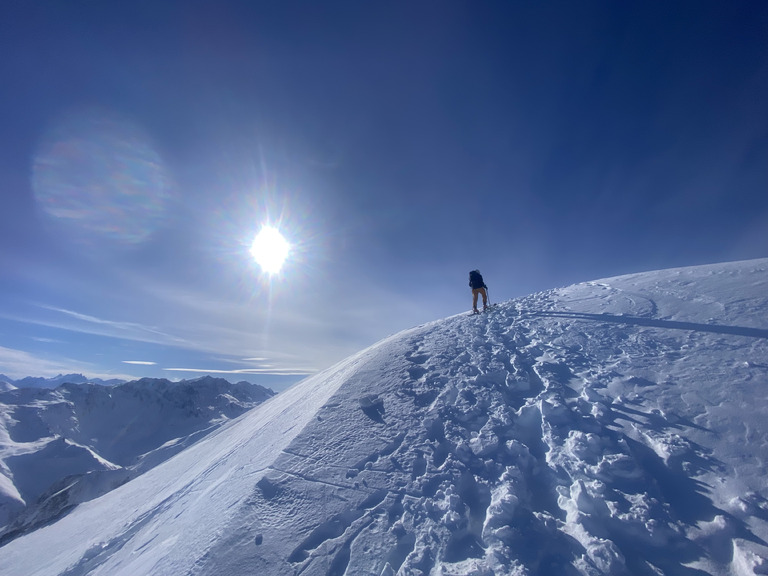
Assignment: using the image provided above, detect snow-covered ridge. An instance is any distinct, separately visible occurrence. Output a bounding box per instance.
[0,376,273,544]
[1,259,767,575]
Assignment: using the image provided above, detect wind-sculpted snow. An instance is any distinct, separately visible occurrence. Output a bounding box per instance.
[0,260,767,575]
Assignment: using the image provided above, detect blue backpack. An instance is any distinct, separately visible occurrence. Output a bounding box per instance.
[469,270,486,289]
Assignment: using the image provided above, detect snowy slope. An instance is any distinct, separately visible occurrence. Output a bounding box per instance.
[0,259,767,575]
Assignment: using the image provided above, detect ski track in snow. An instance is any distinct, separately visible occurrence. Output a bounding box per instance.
[1,260,768,575]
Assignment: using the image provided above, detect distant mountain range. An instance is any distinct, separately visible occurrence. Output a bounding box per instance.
[0,373,126,390]
[0,375,274,545]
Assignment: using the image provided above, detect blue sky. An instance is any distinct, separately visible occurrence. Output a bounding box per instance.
[1,1,766,389]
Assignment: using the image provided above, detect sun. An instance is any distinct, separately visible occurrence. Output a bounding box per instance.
[250,226,290,274]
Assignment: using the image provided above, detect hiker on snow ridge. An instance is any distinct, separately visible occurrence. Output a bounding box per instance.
[469,270,488,313]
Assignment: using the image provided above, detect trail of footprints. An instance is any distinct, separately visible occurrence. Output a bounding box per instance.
[274,296,748,575]
[281,308,558,574]
[279,313,541,575]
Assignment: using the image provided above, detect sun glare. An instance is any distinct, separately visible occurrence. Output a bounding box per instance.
[250,226,290,274]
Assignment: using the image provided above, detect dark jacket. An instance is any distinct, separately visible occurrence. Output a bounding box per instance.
[469,270,486,290]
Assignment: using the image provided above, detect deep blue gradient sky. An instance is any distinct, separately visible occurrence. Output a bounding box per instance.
[1,1,767,388]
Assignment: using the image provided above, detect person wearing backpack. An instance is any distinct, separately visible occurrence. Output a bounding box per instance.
[469,269,489,313]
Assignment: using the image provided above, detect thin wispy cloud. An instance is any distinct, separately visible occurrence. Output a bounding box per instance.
[164,367,315,376]
[0,305,191,352]
[128,273,415,359]
[1,300,323,381]
[40,305,188,344]
[33,288,339,363]
[0,345,135,381]
[0,272,407,386]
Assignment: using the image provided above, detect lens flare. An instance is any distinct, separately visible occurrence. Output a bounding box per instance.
[250,226,290,274]
[31,108,175,247]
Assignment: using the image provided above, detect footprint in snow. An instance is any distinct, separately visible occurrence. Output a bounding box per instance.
[359,394,385,423]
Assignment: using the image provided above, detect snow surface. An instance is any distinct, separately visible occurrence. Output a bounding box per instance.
[1,259,767,575]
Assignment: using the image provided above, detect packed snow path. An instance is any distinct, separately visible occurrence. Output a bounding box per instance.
[1,260,767,575]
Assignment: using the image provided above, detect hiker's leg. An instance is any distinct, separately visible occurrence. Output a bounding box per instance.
[481,288,488,307]
[472,289,479,310]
